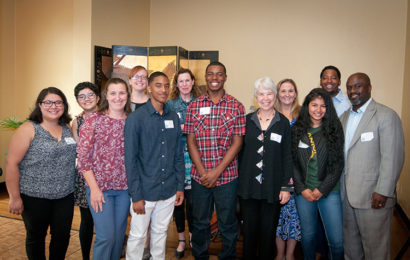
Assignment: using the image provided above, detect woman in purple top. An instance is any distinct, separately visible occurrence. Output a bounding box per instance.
[77,78,131,260]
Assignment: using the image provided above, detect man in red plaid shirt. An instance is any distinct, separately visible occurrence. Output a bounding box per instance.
[185,61,246,260]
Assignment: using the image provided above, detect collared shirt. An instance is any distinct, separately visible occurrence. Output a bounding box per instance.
[124,100,185,202]
[184,92,246,186]
[166,95,195,188]
[333,89,351,117]
[344,98,373,160]
[166,95,194,125]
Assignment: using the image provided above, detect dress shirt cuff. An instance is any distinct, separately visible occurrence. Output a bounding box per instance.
[280,186,294,192]
[130,192,143,203]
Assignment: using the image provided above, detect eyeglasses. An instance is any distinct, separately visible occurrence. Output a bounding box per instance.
[77,93,96,100]
[131,75,147,80]
[41,100,64,108]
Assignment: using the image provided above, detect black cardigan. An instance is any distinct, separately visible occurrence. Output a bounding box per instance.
[238,110,293,203]
[292,128,344,196]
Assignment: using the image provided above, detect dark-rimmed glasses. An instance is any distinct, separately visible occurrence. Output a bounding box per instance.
[77,93,96,100]
[41,100,64,108]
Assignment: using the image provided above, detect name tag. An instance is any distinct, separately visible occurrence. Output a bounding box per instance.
[298,140,309,148]
[270,133,282,143]
[361,132,374,142]
[164,120,174,129]
[64,137,76,144]
[200,107,211,115]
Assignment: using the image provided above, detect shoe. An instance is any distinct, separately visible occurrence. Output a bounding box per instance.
[142,247,151,260]
[175,240,186,258]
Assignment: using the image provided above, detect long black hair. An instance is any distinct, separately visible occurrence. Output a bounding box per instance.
[28,87,72,125]
[292,88,344,174]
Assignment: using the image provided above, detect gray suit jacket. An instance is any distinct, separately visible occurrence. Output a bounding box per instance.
[340,99,404,209]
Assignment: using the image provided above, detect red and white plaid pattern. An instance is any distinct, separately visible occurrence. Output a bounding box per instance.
[184,93,246,186]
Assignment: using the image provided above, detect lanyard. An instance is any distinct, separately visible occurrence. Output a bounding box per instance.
[307,132,317,159]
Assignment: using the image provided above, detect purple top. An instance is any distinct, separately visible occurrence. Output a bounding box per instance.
[77,112,128,191]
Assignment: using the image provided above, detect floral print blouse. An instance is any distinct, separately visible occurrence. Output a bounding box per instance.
[77,112,128,191]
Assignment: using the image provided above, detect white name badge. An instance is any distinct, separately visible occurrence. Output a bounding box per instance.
[361,132,374,142]
[270,133,282,143]
[298,140,309,148]
[200,107,211,115]
[164,120,174,129]
[64,137,76,144]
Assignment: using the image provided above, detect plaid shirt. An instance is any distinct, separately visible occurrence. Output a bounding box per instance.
[184,92,246,186]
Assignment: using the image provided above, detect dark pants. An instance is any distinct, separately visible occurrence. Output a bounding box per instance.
[191,179,238,260]
[174,189,193,233]
[240,198,281,260]
[79,206,94,260]
[21,193,74,260]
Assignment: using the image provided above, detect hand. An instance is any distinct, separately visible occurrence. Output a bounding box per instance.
[371,192,387,209]
[279,191,290,204]
[90,187,105,213]
[301,189,316,202]
[200,169,219,188]
[312,188,323,201]
[180,124,185,131]
[175,191,184,206]
[132,200,146,214]
[9,196,24,215]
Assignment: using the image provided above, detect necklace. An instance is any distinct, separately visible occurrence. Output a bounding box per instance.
[258,110,275,122]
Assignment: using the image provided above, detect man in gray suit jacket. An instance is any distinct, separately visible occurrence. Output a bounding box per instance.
[340,72,404,260]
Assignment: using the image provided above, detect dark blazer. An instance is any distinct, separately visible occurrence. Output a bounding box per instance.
[238,110,293,203]
[292,127,344,197]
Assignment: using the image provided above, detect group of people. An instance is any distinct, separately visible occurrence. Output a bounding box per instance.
[4,61,404,260]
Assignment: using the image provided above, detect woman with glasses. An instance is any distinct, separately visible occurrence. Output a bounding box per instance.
[77,78,131,260]
[129,65,149,111]
[292,88,344,260]
[166,68,201,258]
[6,87,76,259]
[72,82,100,260]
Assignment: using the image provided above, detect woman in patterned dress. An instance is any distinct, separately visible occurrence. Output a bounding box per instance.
[274,79,302,260]
[72,82,100,260]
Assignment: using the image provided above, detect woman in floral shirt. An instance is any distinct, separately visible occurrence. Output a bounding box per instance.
[77,78,131,260]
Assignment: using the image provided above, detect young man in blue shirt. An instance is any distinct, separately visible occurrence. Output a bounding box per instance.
[125,71,185,260]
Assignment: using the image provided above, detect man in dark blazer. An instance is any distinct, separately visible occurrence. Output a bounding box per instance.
[340,72,405,260]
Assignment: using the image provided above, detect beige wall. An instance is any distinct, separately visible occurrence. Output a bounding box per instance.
[0,0,92,181]
[150,0,406,115]
[0,0,16,182]
[398,1,410,215]
[92,0,150,48]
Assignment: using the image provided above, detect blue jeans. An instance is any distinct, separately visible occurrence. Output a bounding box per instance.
[295,191,344,260]
[191,179,238,260]
[86,188,130,260]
